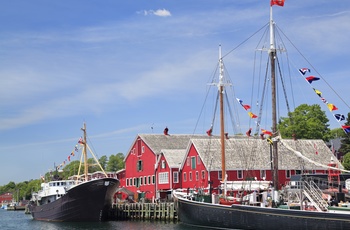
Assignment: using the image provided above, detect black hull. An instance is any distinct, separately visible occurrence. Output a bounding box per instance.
[174,194,350,230]
[28,178,119,222]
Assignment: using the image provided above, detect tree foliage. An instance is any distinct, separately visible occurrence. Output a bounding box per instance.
[0,153,125,200]
[339,112,350,156]
[342,153,350,170]
[278,104,330,141]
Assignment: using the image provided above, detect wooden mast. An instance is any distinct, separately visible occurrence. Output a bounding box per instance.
[81,122,88,181]
[218,46,226,188]
[269,6,279,190]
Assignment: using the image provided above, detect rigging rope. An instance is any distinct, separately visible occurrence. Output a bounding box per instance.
[278,136,350,173]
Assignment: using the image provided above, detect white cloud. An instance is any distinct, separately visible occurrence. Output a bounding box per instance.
[141,9,171,17]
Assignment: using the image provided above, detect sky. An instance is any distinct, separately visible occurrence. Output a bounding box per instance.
[1,0,350,186]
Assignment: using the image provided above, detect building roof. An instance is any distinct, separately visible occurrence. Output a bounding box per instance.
[138,134,208,155]
[190,136,343,171]
[160,149,187,168]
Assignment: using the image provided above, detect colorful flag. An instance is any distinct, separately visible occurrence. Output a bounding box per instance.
[334,114,345,122]
[271,0,285,6]
[246,128,252,137]
[327,103,338,111]
[299,68,310,75]
[320,97,327,104]
[236,98,251,110]
[306,76,320,84]
[206,128,213,136]
[68,155,71,161]
[261,129,273,136]
[78,137,84,144]
[342,125,350,134]
[248,112,258,118]
[313,88,322,97]
[267,138,273,145]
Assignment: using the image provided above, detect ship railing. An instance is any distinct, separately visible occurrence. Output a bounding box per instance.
[303,180,328,212]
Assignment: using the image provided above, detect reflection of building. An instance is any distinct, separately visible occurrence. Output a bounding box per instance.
[0,192,13,206]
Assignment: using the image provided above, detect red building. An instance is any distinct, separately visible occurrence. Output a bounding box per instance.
[122,134,206,201]
[119,133,339,201]
[0,192,13,205]
[179,137,331,195]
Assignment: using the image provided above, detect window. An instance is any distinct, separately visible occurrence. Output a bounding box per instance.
[161,160,166,169]
[186,157,190,166]
[295,170,301,175]
[260,170,266,179]
[184,172,187,182]
[189,172,192,181]
[152,175,155,184]
[218,171,222,180]
[137,160,143,171]
[196,171,199,181]
[197,156,201,165]
[148,176,151,185]
[173,172,179,183]
[201,170,205,180]
[142,146,145,153]
[133,177,136,186]
[286,170,291,179]
[159,172,169,184]
[126,178,129,186]
[144,176,147,185]
[140,176,143,185]
[237,170,243,179]
[191,156,196,169]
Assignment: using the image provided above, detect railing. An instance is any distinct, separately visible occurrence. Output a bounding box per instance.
[303,180,328,212]
[285,180,328,212]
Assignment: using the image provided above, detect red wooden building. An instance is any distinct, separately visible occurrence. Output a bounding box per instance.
[0,192,13,205]
[119,133,340,201]
[122,134,205,201]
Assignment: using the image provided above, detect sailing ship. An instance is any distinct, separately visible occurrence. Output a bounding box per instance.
[28,123,119,222]
[173,1,350,229]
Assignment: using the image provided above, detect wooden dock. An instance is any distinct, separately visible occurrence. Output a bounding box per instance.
[112,202,177,221]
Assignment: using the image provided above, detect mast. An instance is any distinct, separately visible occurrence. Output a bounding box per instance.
[218,46,226,186]
[81,122,88,181]
[269,6,279,190]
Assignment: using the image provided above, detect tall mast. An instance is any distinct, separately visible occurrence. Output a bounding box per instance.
[269,6,279,190]
[218,45,226,185]
[81,122,88,181]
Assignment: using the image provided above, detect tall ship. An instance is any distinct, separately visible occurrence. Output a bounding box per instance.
[173,1,350,229]
[28,123,119,221]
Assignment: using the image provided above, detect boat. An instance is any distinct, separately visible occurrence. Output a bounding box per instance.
[173,1,350,229]
[28,123,119,222]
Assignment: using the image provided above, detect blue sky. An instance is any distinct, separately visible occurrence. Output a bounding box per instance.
[1,0,350,186]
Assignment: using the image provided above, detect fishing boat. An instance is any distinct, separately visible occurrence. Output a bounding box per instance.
[28,123,119,222]
[173,1,350,229]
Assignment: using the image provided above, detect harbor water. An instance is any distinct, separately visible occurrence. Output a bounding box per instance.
[0,209,204,230]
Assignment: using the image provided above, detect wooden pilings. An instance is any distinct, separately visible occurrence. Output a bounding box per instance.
[111,202,177,221]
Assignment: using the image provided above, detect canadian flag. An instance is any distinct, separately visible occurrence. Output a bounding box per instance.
[271,0,285,7]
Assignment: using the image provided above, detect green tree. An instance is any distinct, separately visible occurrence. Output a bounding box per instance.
[106,153,125,172]
[342,153,350,170]
[278,104,330,141]
[61,160,81,179]
[99,155,108,170]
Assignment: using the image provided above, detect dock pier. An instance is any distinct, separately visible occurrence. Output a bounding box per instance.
[112,202,177,221]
